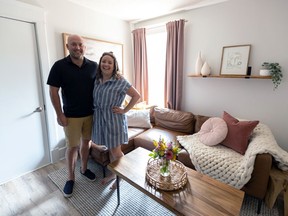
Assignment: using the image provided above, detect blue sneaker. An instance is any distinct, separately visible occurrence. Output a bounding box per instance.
[80,168,96,182]
[63,180,74,198]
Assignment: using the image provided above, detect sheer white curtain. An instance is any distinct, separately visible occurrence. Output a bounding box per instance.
[146,27,166,107]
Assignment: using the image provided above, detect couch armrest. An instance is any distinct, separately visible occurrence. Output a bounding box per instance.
[90,143,110,166]
[241,153,272,199]
[177,148,195,169]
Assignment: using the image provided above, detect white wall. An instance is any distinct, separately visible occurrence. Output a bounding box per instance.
[133,0,288,151]
[13,0,133,160]
[4,0,288,158]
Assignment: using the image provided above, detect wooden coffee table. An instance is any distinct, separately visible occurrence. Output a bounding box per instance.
[108,147,244,216]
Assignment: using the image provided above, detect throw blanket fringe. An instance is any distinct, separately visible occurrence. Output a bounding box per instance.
[177,123,288,189]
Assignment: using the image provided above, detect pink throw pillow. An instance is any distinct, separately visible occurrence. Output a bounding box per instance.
[199,117,228,146]
[221,111,259,155]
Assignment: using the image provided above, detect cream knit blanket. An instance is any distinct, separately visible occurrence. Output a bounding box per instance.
[177,123,288,189]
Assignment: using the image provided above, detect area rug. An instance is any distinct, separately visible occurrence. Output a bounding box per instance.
[48,160,283,216]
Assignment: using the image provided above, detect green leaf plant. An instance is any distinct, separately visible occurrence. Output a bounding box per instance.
[262,62,283,90]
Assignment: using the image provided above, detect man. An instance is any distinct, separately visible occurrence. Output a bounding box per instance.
[47,34,98,197]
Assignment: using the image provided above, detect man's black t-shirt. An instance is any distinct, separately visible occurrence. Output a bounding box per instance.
[47,56,98,117]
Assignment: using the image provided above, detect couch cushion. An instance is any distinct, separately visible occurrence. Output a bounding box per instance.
[154,107,194,133]
[198,117,228,146]
[126,109,152,129]
[128,127,147,140]
[221,111,259,155]
[133,126,188,151]
[194,115,210,133]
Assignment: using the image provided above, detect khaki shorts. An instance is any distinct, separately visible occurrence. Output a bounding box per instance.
[63,115,93,148]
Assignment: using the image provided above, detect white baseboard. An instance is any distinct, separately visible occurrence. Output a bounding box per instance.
[58,147,66,159]
[50,147,66,163]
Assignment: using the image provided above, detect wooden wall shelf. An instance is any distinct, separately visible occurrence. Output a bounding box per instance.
[188,74,272,79]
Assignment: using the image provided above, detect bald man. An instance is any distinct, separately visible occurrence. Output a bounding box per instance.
[47,34,98,197]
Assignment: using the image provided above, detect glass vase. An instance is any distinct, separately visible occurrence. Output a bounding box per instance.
[160,158,170,177]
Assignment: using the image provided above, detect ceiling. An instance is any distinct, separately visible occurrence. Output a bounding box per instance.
[66,0,228,23]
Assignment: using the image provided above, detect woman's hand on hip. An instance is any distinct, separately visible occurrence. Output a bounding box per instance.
[112,106,125,114]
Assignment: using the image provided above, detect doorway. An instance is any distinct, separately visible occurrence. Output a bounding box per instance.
[0,16,50,184]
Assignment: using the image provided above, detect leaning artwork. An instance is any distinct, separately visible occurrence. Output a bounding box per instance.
[220,44,251,76]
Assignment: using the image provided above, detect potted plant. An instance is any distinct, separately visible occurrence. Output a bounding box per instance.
[261,62,283,90]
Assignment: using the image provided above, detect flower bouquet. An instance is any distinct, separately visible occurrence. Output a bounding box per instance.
[149,136,180,177]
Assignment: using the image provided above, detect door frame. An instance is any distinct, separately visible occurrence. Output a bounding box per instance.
[0,1,51,163]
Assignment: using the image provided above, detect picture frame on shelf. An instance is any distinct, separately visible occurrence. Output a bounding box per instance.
[220,44,251,76]
[62,33,124,73]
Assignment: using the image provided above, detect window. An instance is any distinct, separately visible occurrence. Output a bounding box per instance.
[146,27,166,108]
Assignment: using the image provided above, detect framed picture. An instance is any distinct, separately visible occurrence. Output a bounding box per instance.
[62,33,124,73]
[220,44,251,76]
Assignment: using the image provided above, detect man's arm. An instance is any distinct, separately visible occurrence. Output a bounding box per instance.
[49,86,67,126]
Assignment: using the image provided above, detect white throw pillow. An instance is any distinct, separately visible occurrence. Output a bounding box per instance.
[198,117,228,146]
[126,109,152,129]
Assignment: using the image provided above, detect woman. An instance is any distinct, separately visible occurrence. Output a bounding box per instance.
[91,52,140,189]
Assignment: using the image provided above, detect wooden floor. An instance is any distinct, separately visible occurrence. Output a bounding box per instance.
[0,159,284,216]
[0,160,81,216]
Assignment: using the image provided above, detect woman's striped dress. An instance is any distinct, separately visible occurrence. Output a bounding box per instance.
[91,77,131,149]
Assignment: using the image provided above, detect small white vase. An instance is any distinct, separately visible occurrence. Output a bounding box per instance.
[195,52,203,76]
[260,69,270,76]
[201,62,211,76]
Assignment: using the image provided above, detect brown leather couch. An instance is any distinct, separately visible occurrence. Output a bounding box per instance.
[90,107,272,213]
